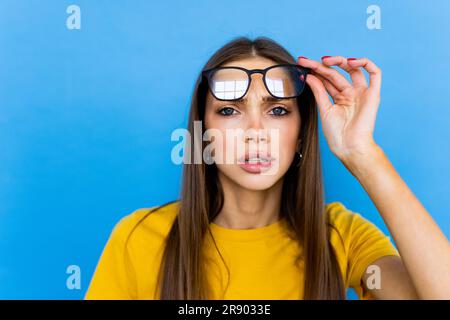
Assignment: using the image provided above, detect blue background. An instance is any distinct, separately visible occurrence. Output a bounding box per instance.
[1,0,449,299]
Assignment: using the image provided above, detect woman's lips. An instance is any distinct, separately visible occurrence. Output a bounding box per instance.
[237,152,276,174]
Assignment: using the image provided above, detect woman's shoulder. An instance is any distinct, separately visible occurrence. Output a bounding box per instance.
[324,201,379,246]
[86,201,180,299]
[325,201,368,230]
[324,201,396,254]
[110,200,180,245]
[324,201,399,294]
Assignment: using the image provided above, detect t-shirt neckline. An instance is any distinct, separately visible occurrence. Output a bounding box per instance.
[209,216,287,242]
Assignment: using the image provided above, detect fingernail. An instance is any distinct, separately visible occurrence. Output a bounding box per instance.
[347,57,358,61]
[298,56,308,60]
[321,55,332,59]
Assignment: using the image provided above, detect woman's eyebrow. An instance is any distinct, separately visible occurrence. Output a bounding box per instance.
[233,96,284,104]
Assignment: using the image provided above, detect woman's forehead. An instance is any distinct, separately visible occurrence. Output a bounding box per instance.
[220,56,278,70]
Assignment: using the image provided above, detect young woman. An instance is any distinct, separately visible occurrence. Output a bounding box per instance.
[85,37,450,300]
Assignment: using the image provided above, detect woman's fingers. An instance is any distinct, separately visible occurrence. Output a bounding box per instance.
[298,56,352,92]
[299,55,382,121]
[313,72,340,97]
[321,56,368,87]
[347,57,382,92]
[305,73,333,118]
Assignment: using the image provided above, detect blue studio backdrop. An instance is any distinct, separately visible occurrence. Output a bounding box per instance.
[1,0,449,299]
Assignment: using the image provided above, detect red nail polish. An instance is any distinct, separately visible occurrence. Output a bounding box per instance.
[347,58,358,61]
[321,55,332,59]
[298,56,308,60]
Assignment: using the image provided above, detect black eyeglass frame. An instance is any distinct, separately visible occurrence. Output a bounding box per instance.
[201,63,311,101]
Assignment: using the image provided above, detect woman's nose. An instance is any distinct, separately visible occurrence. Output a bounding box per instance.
[243,126,270,143]
[247,111,264,129]
[243,103,270,142]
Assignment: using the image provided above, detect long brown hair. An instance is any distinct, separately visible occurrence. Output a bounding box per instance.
[152,36,345,299]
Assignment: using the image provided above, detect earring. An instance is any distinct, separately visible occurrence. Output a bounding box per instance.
[296,139,303,166]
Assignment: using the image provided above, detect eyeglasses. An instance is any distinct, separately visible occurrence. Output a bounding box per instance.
[202,64,311,101]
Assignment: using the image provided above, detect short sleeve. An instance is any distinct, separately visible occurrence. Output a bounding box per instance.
[328,202,400,299]
[85,213,138,300]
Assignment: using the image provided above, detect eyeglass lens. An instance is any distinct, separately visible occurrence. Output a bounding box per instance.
[208,66,306,100]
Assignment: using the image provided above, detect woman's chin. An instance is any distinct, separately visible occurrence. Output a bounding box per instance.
[232,174,282,191]
[216,164,286,191]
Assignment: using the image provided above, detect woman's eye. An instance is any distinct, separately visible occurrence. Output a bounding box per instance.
[218,107,239,116]
[268,106,289,116]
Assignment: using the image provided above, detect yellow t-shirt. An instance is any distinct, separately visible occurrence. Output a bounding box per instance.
[85,201,399,300]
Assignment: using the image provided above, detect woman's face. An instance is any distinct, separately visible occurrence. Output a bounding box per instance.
[204,56,301,191]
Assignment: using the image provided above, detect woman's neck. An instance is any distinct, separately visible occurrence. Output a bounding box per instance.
[212,172,284,229]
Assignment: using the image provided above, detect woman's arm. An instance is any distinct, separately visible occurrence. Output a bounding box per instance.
[346,142,450,299]
[361,256,418,299]
[297,55,450,299]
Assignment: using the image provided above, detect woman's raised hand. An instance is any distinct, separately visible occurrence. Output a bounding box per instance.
[297,56,382,164]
